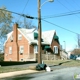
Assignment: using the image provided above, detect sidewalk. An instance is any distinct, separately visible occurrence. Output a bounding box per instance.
[0,70,39,79]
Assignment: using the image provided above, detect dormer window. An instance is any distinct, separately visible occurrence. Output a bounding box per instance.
[34,32,38,40]
[18,34,22,40]
[53,35,59,40]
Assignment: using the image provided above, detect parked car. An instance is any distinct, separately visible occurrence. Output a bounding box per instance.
[76,57,80,60]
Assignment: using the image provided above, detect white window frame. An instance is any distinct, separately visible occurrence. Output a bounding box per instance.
[34,45,38,54]
[19,46,24,54]
[10,35,13,42]
[53,46,58,54]
[9,47,12,54]
[18,34,22,40]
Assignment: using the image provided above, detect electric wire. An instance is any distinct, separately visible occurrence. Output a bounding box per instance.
[42,10,80,19]
[0,9,38,19]
[18,0,29,22]
[0,8,80,35]
[42,19,80,35]
[73,0,80,8]
[57,0,80,19]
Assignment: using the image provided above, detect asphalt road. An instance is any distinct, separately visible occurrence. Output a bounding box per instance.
[1,67,80,80]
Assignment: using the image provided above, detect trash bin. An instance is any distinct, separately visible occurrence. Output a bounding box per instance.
[36,64,47,71]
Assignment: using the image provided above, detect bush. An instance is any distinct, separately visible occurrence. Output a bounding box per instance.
[0,61,37,66]
[0,54,4,61]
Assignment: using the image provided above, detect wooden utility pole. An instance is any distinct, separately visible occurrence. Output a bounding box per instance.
[38,0,42,64]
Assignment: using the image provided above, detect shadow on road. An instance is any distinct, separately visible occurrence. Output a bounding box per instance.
[6,75,34,80]
[49,60,71,67]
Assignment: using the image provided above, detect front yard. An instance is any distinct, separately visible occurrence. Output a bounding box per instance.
[0,60,80,73]
[0,66,28,73]
[43,60,80,67]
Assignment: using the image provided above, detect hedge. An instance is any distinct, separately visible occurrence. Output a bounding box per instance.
[0,61,37,66]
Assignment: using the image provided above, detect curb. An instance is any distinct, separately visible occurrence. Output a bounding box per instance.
[0,70,39,79]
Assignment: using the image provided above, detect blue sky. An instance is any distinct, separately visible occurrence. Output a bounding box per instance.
[0,0,80,51]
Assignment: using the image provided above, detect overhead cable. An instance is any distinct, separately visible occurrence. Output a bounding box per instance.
[42,10,80,19]
[57,0,80,19]
[18,0,29,22]
[0,9,37,19]
[42,19,80,35]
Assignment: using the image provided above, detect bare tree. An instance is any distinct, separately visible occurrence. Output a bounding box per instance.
[23,17,37,29]
[0,6,12,37]
[0,6,12,50]
[17,17,37,30]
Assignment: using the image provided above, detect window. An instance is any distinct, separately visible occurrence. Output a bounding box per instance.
[34,45,38,53]
[10,35,13,42]
[53,46,58,54]
[19,46,24,54]
[18,34,22,40]
[9,47,12,54]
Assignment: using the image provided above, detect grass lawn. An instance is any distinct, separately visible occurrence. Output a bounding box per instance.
[0,66,28,73]
[43,60,80,67]
[0,60,80,73]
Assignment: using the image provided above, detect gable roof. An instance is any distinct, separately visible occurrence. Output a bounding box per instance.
[71,49,80,55]
[4,28,57,45]
[18,28,38,44]
[42,30,56,44]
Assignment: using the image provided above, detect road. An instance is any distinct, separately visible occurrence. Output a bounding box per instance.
[1,67,80,80]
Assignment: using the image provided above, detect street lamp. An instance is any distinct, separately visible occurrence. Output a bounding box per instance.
[38,0,53,64]
[63,41,66,51]
[40,0,54,9]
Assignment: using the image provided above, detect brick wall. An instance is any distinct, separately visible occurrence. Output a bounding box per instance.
[4,23,30,61]
[51,39,60,59]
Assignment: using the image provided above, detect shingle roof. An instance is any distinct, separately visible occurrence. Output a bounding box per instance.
[42,30,56,44]
[18,28,38,44]
[5,28,57,45]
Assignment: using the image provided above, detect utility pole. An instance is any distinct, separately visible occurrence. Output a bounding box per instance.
[38,0,42,64]
[63,41,66,51]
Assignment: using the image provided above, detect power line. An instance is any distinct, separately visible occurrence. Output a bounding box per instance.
[42,19,80,35]
[57,0,80,19]
[0,9,37,19]
[42,10,80,19]
[73,0,80,8]
[18,0,29,22]
[22,0,29,13]
[57,0,71,11]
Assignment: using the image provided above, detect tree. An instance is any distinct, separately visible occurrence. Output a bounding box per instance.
[0,6,12,50]
[17,17,37,29]
[23,17,37,29]
[0,6,37,51]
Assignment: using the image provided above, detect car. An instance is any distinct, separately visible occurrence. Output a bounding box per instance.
[76,57,80,60]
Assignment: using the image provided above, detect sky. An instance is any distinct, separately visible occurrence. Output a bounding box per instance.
[0,0,80,51]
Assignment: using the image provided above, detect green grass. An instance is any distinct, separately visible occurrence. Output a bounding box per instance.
[0,66,28,73]
[43,60,80,67]
[0,60,80,73]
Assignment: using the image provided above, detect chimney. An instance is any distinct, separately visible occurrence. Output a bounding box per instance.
[13,23,19,61]
[13,23,18,42]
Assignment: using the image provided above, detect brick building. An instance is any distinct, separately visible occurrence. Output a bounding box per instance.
[4,23,60,61]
